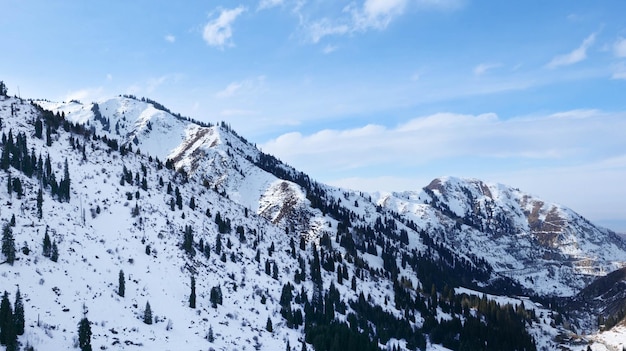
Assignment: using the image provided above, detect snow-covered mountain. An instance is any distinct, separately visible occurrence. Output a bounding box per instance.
[1,93,625,351]
[374,177,626,296]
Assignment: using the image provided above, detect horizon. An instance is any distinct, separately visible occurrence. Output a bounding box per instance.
[1,0,625,231]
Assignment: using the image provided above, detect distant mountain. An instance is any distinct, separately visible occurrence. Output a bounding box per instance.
[0,91,624,350]
[374,177,626,296]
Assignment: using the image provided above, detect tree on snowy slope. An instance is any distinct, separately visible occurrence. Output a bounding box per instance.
[0,291,17,350]
[0,81,7,96]
[189,275,196,309]
[1,223,16,265]
[78,316,92,351]
[42,227,51,257]
[13,288,24,336]
[143,301,153,324]
[118,270,125,298]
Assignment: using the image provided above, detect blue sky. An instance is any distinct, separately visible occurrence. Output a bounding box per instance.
[2,0,626,230]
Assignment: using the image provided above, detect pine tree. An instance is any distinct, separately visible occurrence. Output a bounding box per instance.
[118,270,125,297]
[37,187,43,219]
[0,291,12,344]
[266,317,273,332]
[207,325,215,342]
[1,223,16,265]
[35,119,43,139]
[78,316,92,351]
[51,240,59,262]
[189,276,196,309]
[42,227,51,257]
[143,301,153,324]
[13,288,24,335]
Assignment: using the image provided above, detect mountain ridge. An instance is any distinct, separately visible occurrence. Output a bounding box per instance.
[1,92,625,350]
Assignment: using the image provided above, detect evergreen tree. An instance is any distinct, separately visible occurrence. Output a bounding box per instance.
[189,276,196,309]
[13,288,24,336]
[37,187,43,219]
[0,291,12,345]
[0,81,7,96]
[1,223,16,265]
[118,270,125,297]
[143,301,153,324]
[35,119,43,139]
[182,225,194,256]
[42,227,51,257]
[210,286,223,308]
[51,240,59,262]
[266,317,273,332]
[78,316,92,351]
[207,325,215,342]
[175,187,182,210]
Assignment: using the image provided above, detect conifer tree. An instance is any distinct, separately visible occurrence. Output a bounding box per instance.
[13,288,24,336]
[143,301,153,324]
[42,227,51,257]
[51,240,59,262]
[0,291,17,350]
[266,317,273,332]
[189,276,196,309]
[1,223,16,265]
[207,325,215,342]
[35,119,43,139]
[118,270,125,297]
[78,316,92,351]
[0,291,11,344]
[37,187,43,219]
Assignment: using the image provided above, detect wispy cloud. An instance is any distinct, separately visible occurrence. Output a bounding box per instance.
[215,76,266,99]
[203,6,247,49]
[611,62,626,80]
[546,32,596,68]
[293,0,462,43]
[613,37,626,58]
[473,63,502,76]
[165,34,176,43]
[322,44,338,54]
[258,0,283,11]
[64,87,104,103]
[352,0,408,31]
[261,109,626,173]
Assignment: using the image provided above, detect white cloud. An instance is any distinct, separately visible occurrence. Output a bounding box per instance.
[308,19,349,43]
[261,109,626,174]
[203,6,247,48]
[258,0,283,10]
[355,0,408,30]
[547,32,596,68]
[215,76,266,99]
[165,34,176,43]
[106,74,113,82]
[322,44,338,54]
[64,87,104,103]
[613,37,626,58]
[611,62,626,80]
[473,63,502,76]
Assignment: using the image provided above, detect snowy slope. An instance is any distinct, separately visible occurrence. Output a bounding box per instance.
[2,94,626,350]
[374,177,626,296]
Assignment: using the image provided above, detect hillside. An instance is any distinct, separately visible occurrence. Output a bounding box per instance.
[0,92,625,351]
